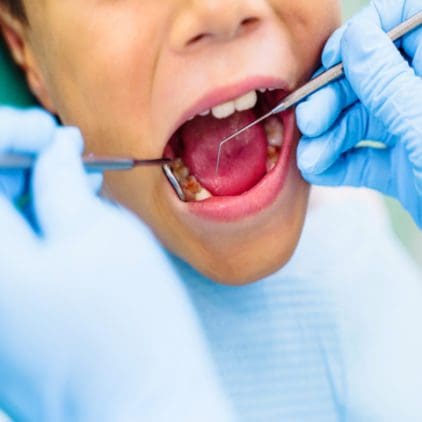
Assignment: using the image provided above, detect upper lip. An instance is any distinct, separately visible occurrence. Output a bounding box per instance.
[165,75,291,144]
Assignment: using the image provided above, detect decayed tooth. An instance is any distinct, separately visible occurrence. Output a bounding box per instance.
[175,166,189,180]
[171,158,189,180]
[266,146,280,172]
[169,157,213,202]
[265,117,284,147]
[195,187,212,201]
[182,175,201,194]
[212,101,236,119]
[234,91,258,112]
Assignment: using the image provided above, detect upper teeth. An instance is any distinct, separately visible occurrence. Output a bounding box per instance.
[202,90,259,120]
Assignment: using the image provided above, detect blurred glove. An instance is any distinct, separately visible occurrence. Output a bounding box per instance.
[296,0,422,228]
[0,107,56,202]
[0,113,232,421]
[0,107,102,208]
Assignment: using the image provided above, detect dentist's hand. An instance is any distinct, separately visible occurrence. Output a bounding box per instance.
[0,107,102,207]
[296,1,422,228]
[0,111,231,421]
[0,107,56,202]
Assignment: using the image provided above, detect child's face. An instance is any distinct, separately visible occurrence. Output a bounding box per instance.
[14,0,340,284]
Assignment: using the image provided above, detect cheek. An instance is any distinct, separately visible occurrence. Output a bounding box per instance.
[35,9,162,158]
[272,0,341,76]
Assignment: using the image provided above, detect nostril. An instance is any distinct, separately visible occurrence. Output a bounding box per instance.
[187,33,210,46]
[184,16,261,48]
[240,17,260,32]
[242,17,259,26]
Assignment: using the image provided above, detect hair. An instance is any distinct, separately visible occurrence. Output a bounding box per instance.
[0,0,27,22]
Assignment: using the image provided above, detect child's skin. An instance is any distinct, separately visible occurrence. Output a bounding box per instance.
[0,0,341,284]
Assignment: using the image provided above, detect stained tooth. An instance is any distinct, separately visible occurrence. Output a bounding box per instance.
[175,166,189,180]
[235,91,258,112]
[265,117,284,147]
[200,109,210,117]
[195,187,212,201]
[182,175,201,194]
[212,101,236,119]
[172,158,185,171]
[266,146,280,172]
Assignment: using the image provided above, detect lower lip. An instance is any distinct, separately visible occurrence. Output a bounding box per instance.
[180,109,297,222]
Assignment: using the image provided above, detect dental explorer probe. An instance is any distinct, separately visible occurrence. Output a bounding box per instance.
[216,11,422,173]
[0,154,172,172]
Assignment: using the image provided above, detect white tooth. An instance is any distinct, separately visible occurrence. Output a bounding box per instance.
[200,109,210,116]
[195,187,212,201]
[265,117,284,147]
[259,88,267,93]
[212,101,236,119]
[235,91,258,112]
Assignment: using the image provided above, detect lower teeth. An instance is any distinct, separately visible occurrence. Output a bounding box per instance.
[170,118,283,202]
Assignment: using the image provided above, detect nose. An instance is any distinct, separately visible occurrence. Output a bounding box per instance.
[169,0,266,50]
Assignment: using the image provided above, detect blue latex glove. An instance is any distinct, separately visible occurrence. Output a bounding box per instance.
[0,109,232,421]
[0,107,102,208]
[296,0,422,228]
[0,107,56,202]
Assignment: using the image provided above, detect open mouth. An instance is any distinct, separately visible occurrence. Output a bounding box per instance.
[163,88,288,203]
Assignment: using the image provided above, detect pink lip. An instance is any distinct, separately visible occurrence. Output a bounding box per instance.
[184,109,296,222]
[168,76,290,139]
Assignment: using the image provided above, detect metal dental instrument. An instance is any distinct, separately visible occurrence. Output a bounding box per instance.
[163,164,187,202]
[0,153,187,201]
[216,11,422,173]
[0,154,173,172]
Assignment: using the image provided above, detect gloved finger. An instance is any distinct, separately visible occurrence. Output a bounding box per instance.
[87,173,104,195]
[0,173,25,200]
[32,127,97,238]
[301,147,395,200]
[295,21,358,137]
[0,107,56,153]
[301,145,422,228]
[299,3,422,139]
[321,5,379,68]
[399,2,422,75]
[341,19,422,139]
[297,103,391,175]
[296,78,356,138]
[0,108,56,202]
[322,2,422,71]
[0,195,37,267]
[410,38,422,77]
[0,378,40,422]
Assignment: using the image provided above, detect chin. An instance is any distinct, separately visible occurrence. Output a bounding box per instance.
[162,161,310,286]
[193,244,301,286]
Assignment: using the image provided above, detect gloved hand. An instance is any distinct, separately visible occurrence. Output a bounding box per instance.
[0,111,232,421]
[296,0,422,228]
[0,107,102,208]
[0,107,56,203]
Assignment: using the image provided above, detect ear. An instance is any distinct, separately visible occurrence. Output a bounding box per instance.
[0,8,56,113]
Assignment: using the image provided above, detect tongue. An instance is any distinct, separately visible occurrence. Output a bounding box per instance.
[180,110,267,196]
